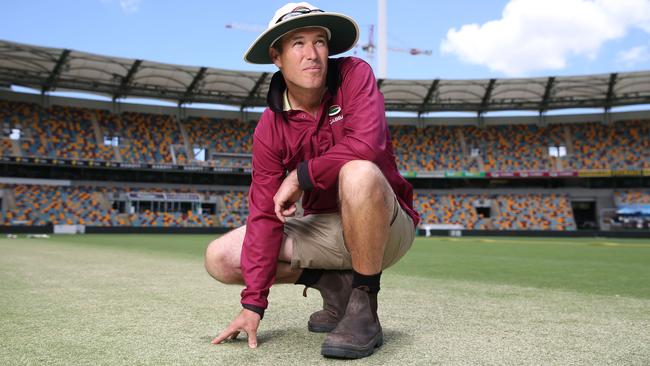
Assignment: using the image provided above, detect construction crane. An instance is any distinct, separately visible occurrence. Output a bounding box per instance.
[226,0,430,77]
[225,22,264,33]
[357,25,432,57]
[226,23,431,57]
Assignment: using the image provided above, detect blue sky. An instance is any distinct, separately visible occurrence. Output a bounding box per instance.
[2,0,650,80]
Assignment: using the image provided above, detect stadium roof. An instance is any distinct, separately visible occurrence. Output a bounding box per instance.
[2,39,650,114]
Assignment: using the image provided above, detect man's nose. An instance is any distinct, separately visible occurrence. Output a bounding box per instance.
[304,43,317,59]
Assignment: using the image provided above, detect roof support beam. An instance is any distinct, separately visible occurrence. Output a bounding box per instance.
[604,73,618,111]
[113,59,142,101]
[602,73,618,124]
[477,78,496,117]
[240,72,269,111]
[418,79,439,116]
[539,77,556,113]
[178,67,207,106]
[42,49,71,93]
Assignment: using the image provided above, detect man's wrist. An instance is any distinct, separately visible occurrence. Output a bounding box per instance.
[242,304,265,320]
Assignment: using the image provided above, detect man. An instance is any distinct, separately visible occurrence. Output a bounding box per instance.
[204,2,419,359]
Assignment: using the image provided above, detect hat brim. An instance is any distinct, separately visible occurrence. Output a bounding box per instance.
[244,12,359,64]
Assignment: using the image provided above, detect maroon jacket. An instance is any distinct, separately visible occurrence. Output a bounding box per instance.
[240,57,419,317]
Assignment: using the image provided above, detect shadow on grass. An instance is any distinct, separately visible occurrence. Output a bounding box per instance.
[383,328,411,343]
[200,327,321,347]
[200,327,412,352]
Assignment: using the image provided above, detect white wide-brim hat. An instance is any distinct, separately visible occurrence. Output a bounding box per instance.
[244,2,359,64]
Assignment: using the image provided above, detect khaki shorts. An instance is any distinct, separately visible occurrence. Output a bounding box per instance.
[285,196,415,270]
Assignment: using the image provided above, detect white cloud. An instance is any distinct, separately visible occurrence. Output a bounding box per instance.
[100,0,141,14]
[440,0,650,76]
[119,0,141,14]
[617,45,650,67]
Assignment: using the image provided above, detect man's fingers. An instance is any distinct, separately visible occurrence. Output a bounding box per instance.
[212,326,238,344]
[247,329,258,348]
[275,202,296,222]
[212,328,257,348]
[274,205,285,222]
[282,204,296,217]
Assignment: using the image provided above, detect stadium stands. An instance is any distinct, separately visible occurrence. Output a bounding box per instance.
[2,100,650,174]
[491,194,576,231]
[615,190,650,205]
[461,124,566,172]
[390,125,466,171]
[3,99,650,231]
[0,184,248,228]
[413,192,577,231]
[184,117,254,155]
[566,121,650,171]
[2,182,582,230]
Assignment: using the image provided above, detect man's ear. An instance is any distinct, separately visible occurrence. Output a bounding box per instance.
[270,48,282,68]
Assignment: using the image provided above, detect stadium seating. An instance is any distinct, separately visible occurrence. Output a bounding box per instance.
[183,117,253,168]
[461,124,566,172]
[2,183,578,230]
[0,139,13,157]
[2,99,649,232]
[96,110,181,164]
[390,125,466,171]
[184,117,254,155]
[0,184,248,228]
[217,190,249,227]
[491,194,576,231]
[565,121,650,171]
[1,184,118,226]
[2,100,649,173]
[615,190,650,205]
[414,192,577,231]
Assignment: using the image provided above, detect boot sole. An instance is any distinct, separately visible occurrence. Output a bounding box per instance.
[321,332,383,359]
[308,322,336,333]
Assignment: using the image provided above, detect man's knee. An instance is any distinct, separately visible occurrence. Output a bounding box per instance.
[204,227,244,285]
[339,160,391,205]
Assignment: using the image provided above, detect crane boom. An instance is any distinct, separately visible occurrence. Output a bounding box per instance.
[225,22,265,33]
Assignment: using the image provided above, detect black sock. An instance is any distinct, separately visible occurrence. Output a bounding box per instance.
[352,270,381,293]
[294,268,323,287]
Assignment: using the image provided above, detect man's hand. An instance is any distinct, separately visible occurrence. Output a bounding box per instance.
[212,309,261,348]
[273,169,303,222]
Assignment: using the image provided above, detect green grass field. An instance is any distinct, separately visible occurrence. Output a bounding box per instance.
[1,234,649,365]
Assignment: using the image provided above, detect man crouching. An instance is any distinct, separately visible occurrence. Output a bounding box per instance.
[204,2,419,359]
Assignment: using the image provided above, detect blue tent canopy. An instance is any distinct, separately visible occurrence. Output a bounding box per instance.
[616,204,650,215]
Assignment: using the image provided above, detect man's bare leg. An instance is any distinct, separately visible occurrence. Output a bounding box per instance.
[205,222,356,335]
[322,160,393,359]
[204,225,302,285]
[338,160,394,275]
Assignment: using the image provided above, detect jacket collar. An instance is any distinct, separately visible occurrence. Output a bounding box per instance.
[267,58,341,113]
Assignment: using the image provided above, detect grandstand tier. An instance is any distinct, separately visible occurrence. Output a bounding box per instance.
[1,90,649,233]
[2,181,650,231]
[3,100,649,175]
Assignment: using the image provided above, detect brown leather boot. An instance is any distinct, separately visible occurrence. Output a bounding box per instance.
[305,270,353,333]
[321,287,383,359]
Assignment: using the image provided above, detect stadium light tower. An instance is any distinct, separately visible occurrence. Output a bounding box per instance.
[377,0,387,78]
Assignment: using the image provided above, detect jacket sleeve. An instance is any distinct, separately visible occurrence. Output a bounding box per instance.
[298,59,388,191]
[240,123,285,317]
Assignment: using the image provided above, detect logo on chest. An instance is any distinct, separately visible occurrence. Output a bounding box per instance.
[328,105,343,125]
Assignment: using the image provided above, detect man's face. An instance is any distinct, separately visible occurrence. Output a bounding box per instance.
[271,27,329,93]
